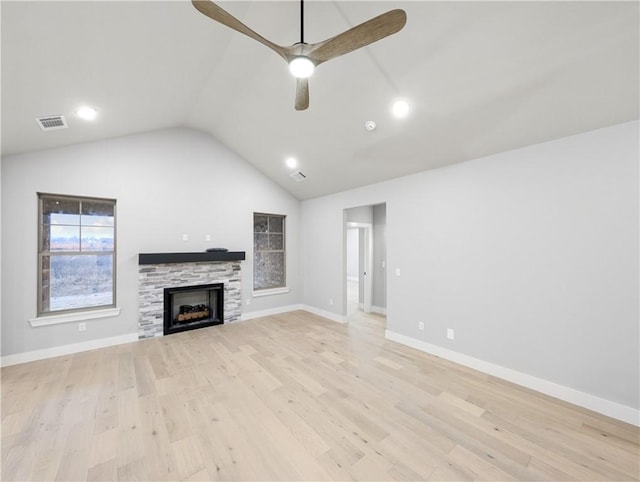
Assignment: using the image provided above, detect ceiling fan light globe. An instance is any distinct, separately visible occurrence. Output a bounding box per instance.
[289,56,315,78]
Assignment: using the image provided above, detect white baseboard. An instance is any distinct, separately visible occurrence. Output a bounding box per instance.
[300,304,347,324]
[371,305,387,315]
[385,330,639,427]
[241,304,303,321]
[1,333,139,367]
[1,305,347,368]
[242,304,346,325]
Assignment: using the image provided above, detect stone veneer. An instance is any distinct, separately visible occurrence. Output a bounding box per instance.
[138,261,241,339]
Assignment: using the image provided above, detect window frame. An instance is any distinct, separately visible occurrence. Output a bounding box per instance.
[37,192,117,317]
[253,212,287,292]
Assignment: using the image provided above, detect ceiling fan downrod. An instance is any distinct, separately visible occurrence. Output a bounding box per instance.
[300,0,304,45]
[289,0,314,78]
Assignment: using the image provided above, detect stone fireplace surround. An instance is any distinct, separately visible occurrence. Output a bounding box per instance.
[138,252,245,339]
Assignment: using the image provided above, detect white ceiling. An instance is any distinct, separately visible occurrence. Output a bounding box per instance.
[2,1,638,200]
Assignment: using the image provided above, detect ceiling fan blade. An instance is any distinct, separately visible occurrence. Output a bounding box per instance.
[308,9,407,65]
[192,0,289,61]
[295,78,309,111]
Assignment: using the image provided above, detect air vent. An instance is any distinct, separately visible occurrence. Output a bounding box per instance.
[35,115,68,131]
[290,170,307,182]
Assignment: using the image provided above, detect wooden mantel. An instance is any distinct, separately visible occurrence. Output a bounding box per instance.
[138,251,246,265]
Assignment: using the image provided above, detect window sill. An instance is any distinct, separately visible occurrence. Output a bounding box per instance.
[252,287,290,298]
[29,308,121,327]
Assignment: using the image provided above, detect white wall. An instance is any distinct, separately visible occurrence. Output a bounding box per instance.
[345,205,373,224]
[301,121,639,413]
[1,127,301,357]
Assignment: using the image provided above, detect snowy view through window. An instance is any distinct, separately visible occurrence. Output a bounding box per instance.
[40,196,115,313]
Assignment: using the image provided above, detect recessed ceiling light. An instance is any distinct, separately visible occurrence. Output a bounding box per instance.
[286,157,298,169]
[76,106,98,121]
[392,99,410,119]
[365,121,377,131]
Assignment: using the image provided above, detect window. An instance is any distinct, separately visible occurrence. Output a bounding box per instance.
[253,213,286,291]
[38,193,116,316]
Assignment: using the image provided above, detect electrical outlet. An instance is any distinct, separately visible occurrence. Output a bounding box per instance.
[182,234,188,241]
[329,298,334,305]
[395,268,401,277]
[382,260,386,268]
[205,234,211,241]
[246,298,251,306]
[78,322,86,332]
[418,321,425,331]
[447,328,455,340]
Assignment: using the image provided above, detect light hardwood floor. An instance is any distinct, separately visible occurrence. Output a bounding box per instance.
[1,310,638,481]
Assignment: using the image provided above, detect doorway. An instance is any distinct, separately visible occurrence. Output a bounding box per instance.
[344,203,387,322]
[346,223,372,315]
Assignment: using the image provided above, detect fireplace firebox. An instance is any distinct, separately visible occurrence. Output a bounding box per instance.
[163,283,223,335]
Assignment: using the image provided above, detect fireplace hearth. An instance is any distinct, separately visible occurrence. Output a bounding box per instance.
[164,283,223,335]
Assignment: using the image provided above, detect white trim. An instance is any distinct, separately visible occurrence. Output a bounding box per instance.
[252,287,290,298]
[29,307,121,327]
[385,330,639,427]
[301,304,347,324]
[371,305,387,315]
[1,333,138,367]
[363,225,373,313]
[243,304,347,324]
[5,305,345,367]
[241,304,302,321]
[14,312,634,425]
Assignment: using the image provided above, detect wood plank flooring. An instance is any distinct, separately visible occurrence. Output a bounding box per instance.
[1,310,638,481]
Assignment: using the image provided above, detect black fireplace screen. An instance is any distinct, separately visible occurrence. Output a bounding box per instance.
[163,283,223,335]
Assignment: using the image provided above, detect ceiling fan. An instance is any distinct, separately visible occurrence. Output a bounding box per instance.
[192,0,407,111]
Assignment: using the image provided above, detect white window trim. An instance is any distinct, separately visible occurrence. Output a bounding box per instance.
[252,287,290,298]
[29,307,121,327]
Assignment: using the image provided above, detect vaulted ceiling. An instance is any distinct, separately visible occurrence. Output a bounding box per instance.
[2,1,638,200]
